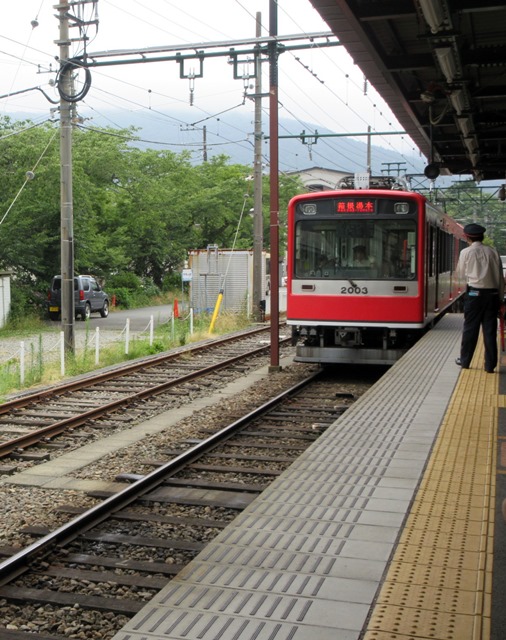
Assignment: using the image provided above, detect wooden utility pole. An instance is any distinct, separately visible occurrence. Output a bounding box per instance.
[57,2,75,355]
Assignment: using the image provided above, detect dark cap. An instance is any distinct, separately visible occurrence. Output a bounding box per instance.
[463,223,486,237]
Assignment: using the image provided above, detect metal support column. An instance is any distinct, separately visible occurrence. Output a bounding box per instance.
[268,0,280,370]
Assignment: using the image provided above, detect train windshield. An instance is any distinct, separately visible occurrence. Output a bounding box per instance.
[294,218,417,280]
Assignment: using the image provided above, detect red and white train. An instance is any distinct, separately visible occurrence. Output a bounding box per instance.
[286,177,467,365]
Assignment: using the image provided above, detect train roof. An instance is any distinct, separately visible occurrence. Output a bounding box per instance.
[337,175,410,191]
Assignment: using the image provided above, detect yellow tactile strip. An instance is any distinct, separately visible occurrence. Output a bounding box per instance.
[364,343,498,640]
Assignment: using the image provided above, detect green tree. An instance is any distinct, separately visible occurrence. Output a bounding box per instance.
[0,114,306,310]
[71,125,135,275]
[0,118,61,283]
[187,156,255,250]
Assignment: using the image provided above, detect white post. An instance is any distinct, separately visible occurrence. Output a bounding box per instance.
[149,315,154,346]
[190,307,194,335]
[20,341,25,386]
[125,318,130,355]
[95,327,100,365]
[171,314,175,340]
[60,330,65,376]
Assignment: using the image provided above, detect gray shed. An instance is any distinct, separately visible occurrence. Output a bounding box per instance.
[188,248,268,316]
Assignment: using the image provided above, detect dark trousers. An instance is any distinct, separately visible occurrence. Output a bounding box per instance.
[460,290,500,371]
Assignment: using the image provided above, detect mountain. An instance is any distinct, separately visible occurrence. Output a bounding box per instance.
[85,107,426,177]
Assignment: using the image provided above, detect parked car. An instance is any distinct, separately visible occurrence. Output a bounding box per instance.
[47,275,110,321]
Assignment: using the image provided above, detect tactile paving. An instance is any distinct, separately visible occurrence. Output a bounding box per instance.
[112,315,498,640]
[363,330,498,640]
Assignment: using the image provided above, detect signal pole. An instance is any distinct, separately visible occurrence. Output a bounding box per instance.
[57,2,75,355]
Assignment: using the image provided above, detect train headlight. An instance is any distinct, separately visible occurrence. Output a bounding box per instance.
[301,203,317,215]
[394,202,410,214]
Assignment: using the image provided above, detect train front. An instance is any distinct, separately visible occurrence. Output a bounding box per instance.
[286,188,427,365]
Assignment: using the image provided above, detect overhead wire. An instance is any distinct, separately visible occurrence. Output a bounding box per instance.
[0,3,342,167]
[82,86,257,158]
[141,0,231,42]
[229,0,421,173]
[0,2,51,115]
[0,117,56,141]
[280,53,422,172]
[272,1,422,169]
[1,1,421,175]
[63,1,325,166]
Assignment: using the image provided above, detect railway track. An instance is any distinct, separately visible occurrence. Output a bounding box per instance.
[0,371,373,639]
[0,325,290,467]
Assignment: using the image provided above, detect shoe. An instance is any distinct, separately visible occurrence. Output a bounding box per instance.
[485,368,495,373]
[455,358,469,368]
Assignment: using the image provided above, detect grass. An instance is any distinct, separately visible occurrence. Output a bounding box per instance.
[0,314,48,338]
[0,310,254,400]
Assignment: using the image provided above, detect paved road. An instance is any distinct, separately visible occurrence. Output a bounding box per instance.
[47,304,179,333]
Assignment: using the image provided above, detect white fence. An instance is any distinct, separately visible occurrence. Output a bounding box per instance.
[0,310,195,386]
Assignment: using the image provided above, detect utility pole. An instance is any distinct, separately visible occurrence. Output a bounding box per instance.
[57,2,75,355]
[268,0,280,370]
[252,12,263,322]
[367,125,371,174]
[202,125,208,162]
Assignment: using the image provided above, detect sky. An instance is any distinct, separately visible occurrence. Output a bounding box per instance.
[0,0,424,174]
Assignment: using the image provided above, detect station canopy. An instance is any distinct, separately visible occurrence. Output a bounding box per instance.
[309,0,506,182]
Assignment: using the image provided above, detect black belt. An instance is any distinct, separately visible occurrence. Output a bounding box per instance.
[468,286,498,293]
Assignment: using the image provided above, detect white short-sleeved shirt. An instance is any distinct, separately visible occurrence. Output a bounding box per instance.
[456,241,505,297]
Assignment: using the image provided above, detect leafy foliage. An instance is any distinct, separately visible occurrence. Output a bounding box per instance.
[0,115,305,312]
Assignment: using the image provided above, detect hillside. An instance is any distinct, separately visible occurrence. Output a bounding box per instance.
[86,107,425,177]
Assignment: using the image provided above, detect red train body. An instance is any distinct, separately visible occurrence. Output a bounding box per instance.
[286,182,467,364]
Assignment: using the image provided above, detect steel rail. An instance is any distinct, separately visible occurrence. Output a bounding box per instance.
[0,370,322,585]
[0,325,277,414]
[0,333,291,459]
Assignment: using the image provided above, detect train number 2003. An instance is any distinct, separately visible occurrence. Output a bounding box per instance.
[341,286,368,294]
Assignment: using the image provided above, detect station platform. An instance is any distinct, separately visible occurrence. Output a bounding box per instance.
[112,313,506,640]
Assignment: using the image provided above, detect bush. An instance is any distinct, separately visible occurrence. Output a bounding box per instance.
[107,272,142,291]
[6,281,46,326]
[110,287,135,309]
[107,273,159,309]
[162,272,182,291]
[141,278,161,298]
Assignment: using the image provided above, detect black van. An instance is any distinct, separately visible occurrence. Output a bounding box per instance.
[47,275,109,321]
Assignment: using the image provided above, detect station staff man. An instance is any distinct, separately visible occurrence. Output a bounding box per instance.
[456,223,505,373]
